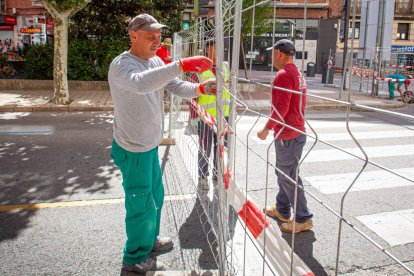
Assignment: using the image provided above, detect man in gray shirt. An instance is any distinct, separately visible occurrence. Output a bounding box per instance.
[108,13,215,274]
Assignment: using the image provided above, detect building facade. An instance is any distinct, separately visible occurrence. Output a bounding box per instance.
[335,0,414,69]
[0,0,52,54]
[183,0,342,73]
[244,0,342,73]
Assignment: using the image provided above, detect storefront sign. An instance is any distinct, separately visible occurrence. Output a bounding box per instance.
[0,15,16,25]
[20,27,42,33]
[392,46,414,53]
[46,18,54,28]
[0,25,13,31]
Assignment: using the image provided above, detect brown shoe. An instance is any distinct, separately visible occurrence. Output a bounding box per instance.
[122,257,166,273]
[263,205,290,222]
[152,236,174,252]
[280,219,313,234]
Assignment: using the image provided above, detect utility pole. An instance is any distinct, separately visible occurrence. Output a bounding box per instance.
[340,0,351,96]
[372,0,386,97]
[193,0,199,56]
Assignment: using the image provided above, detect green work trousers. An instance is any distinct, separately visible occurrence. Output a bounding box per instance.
[388,82,395,99]
[111,140,164,265]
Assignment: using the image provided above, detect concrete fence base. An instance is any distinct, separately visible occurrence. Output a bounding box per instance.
[0,79,110,91]
[0,79,271,93]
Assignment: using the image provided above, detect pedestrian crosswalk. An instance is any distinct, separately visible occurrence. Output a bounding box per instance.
[234,111,414,248]
[357,209,414,247]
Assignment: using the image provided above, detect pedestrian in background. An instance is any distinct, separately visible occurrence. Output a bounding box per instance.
[257,39,313,234]
[108,13,216,274]
[156,37,173,64]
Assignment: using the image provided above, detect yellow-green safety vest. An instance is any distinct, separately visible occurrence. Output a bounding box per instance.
[197,63,231,119]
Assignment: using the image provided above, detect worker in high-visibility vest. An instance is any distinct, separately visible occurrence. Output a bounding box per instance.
[197,40,231,190]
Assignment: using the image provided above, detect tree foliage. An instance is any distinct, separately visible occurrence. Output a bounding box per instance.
[241,0,273,38]
[25,38,128,81]
[43,0,90,14]
[70,0,189,40]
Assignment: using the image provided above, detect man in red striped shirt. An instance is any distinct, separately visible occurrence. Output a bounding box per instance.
[257,39,313,234]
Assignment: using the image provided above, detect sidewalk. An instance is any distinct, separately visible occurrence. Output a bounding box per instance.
[0,73,406,112]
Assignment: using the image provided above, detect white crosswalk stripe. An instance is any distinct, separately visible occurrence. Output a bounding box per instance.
[302,144,414,162]
[305,168,414,194]
[357,209,414,247]
[250,129,413,144]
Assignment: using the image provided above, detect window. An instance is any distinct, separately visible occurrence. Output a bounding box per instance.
[397,23,409,40]
[32,0,43,6]
[0,0,5,13]
[295,51,308,59]
[295,19,319,40]
[349,22,360,39]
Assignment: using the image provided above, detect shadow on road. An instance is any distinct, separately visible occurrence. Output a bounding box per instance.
[179,198,218,270]
[281,229,328,276]
[0,113,116,243]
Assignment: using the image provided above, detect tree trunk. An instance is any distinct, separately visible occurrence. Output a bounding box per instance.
[53,16,70,105]
[41,0,91,105]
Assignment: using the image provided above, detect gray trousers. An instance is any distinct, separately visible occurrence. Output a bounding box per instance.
[275,134,313,223]
[198,120,218,178]
[198,118,228,178]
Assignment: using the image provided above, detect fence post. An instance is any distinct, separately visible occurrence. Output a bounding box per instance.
[215,0,228,274]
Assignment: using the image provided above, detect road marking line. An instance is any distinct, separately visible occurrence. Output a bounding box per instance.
[237,119,393,131]
[251,129,413,145]
[305,168,414,194]
[302,144,414,162]
[0,194,196,212]
[357,209,414,247]
[0,125,55,135]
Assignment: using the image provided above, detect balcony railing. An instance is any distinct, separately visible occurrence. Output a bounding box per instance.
[395,0,414,16]
[352,0,414,16]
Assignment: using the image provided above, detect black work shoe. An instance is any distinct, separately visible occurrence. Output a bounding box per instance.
[152,236,174,252]
[122,257,166,273]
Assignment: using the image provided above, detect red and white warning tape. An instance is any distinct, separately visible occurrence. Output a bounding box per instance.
[219,147,314,275]
[376,77,408,83]
[190,99,216,128]
[352,71,371,79]
[352,71,408,83]
[386,64,414,69]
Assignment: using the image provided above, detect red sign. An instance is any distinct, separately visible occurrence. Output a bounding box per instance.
[20,27,42,33]
[0,25,13,31]
[46,17,54,28]
[5,15,16,25]
[0,15,16,25]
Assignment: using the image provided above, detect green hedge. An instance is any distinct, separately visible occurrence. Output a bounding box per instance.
[25,37,129,80]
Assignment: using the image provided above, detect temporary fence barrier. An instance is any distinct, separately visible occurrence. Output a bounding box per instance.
[168,0,414,275]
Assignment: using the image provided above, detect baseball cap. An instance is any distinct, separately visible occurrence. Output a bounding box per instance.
[266,39,296,56]
[127,14,167,32]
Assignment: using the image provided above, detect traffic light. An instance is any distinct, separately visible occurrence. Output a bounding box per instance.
[196,0,209,17]
[182,12,191,30]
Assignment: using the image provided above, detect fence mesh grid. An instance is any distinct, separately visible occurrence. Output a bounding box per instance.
[168,0,414,275]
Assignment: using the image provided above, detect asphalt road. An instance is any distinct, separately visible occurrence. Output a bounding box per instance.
[1,109,414,275]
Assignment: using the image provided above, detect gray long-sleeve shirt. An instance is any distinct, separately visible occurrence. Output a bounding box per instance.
[108,51,197,152]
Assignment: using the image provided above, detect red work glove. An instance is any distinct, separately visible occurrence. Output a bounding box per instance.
[179,56,213,73]
[199,78,217,95]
